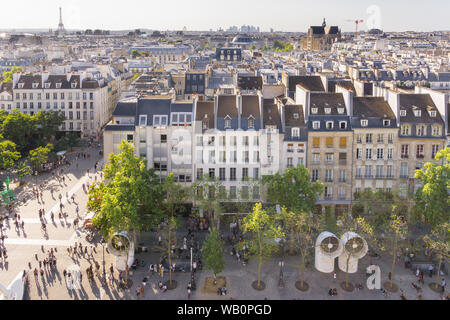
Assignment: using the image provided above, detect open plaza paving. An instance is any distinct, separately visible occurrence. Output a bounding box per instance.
[0,145,448,301]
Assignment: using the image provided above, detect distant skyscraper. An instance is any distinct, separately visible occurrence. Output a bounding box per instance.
[57,7,65,34]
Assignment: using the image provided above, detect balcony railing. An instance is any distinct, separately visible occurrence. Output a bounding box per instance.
[355,175,362,179]
[325,161,334,165]
[338,178,346,182]
[287,148,294,153]
[401,154,409,159]
[339,160,347,165]
[324,178,333,182]
[311,161,320,165]
[400,174,409,179]
[297,149,305,153]
[364,175,374,179]
[375,175,384,179]
[416,154,424,159]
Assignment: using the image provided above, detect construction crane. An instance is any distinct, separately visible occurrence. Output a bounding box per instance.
[346,19,364,38]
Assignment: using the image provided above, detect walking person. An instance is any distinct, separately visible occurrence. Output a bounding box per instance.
[429,265,434,278]
[333,272,337,283]
[140,283,145,298]
[442,279,447,293]
[187,287,191,300]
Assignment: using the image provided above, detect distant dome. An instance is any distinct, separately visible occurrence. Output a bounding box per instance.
[232,35,253,44]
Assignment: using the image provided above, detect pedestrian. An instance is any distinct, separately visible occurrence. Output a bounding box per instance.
[416,268,420,278]
[160,265,164,278]
[21,221,24,229]
[419,272,424,285]
[187,287,191,300]
[193,261,197,272]
[84,246,87,256]
[136,286,141,299]
[388,272,392,280]
[141,284,145,297]
[108,274,113,286]
[39,260,42,269]
[429,265,434,277]
[63,269,67,279]
[89,246,93,258]
[110,264,114,277]
[442,279,446,293]
[333,272,337,283]
[79,272,83,283]
[149,264,154,275]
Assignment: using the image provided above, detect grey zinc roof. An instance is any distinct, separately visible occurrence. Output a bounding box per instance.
[112,101,137,116]
[104,124,135,131]
[398,94,444,124]
[136,98,171,126]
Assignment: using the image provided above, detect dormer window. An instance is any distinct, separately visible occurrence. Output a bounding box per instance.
[325,108,331,114]
[400,110,406,117]
[248,116,254,129]
[337,108,344,114]
[383,119,391,127]
[326,121,334,129]
[432,125,441,136]
[429,110,436,117]
[153,115,168,126]
[312,121,320,129]
[139,114,147,126]
[45,83,50,89]
[311,107,318,114]
[339,121,347,129]
[71,82,77,89]
[293,113,299,119]
[361,119,368,127]
[32,83,39,89]
[224,115,232,129]
[18,83,24,89]
[56,83,62,89]
[202,117,209,130]
[291,127,300,137]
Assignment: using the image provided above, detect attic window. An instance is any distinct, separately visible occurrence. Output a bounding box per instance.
[383,119,391,127]
[224,115,232,129]
[248,117,255,129]
[291,127,300,137]
[18,83,24,89]
[202,117,209,130]
[400,110,406,117]
[429,110,436,117]
[71,82,77,89]
[312,121,320,129]
[324,108,331,114]
[413,110,421,117]
[311,108,318,114]
[44,83,50,89]
[56,83,62,89]
[32,83,39,89]
[339,121,347,129]
[139,115,147,126]
[326,121,334,129]
[361,119,368,127]
[293,113,299,119]
[337,108,344,114]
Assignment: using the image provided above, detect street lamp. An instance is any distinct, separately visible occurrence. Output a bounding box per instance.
[278,260,285,288]
[101,237,106,281]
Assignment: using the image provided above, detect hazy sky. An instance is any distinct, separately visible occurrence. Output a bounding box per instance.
[1,0,449,32]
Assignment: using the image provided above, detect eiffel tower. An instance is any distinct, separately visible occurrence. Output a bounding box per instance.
[57,7,65,34]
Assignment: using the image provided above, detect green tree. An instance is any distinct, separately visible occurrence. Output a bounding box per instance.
[202,227,225,279]
[2,110,37,154]
[132,73,139,80]
[54,132,80,152]
[423,222,450,291]
[192,174,227,228]
[15,160,32,185]
[240,203,285,290]
[88,141,164,246]
[162,172,189,288]
[249,44,255,50]
[2,66,22,82]
[0,138,20,169]
[414,147,450,227]
[279,207,319,290]
[28,143,53,172]
[384,209,408,291]
[131,49,141,58]
[159,215,181,288]
[262,165,323,254]
[33,110,66,144]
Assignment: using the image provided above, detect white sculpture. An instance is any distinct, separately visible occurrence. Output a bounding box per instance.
[107,231,135,271]
[315,231,343,273]
[338,232,368,273]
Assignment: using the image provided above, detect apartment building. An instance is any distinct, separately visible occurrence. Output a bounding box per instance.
[11,72,111,140]
[0,82,13,111]
[394,93,446,195]
[351,97,399,198]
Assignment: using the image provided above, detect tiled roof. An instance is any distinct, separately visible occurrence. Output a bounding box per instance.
[290,76,325,92]
[217,95,238,117]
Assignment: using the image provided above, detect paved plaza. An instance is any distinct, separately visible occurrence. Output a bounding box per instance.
[0,145,448,300]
